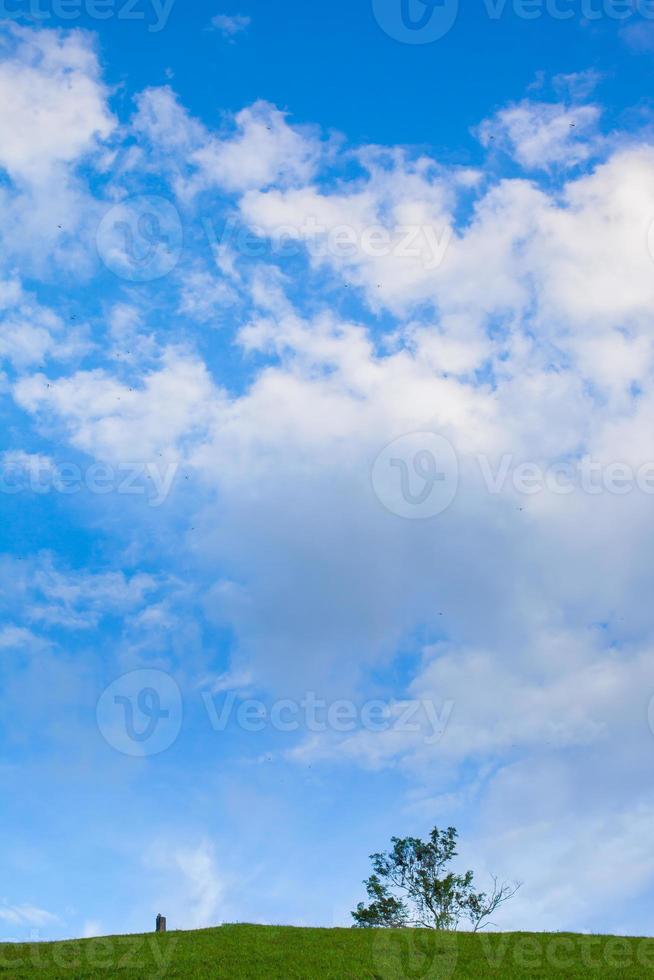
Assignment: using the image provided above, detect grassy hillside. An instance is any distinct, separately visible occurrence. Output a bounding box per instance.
[1,923,653,978]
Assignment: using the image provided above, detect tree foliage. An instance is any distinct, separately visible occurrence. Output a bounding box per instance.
[351,826,520,931]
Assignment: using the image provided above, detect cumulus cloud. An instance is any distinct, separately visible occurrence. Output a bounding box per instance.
[131,89,323,197]
[238,152,457,313]
[177,267,239,323]
[0,26,114,276]
[6,25,654,930]
[477,99,602,170]
[0,277,90,370]
[191,101,323,194]
[13,348,220,463]
[0,25,114,183]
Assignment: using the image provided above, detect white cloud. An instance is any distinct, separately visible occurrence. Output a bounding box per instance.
[145,839,227,930]
[236,138,654,384]
[0,625,47,651]
[7,36,654,930]
[291,633,654,769]
[178,267,239,323]
[0,27,115,277]
[0,903,59,927]
[0,554,160,631]
[132,86,206,157]
[211,14,251,38]
[238,151,457,313]
[551,70,602,101]
[470,777,654,933]
[0,277,90,370]
[190,101,322,194]
[0,25,114,183]
[477,100,602,170]
[132,89,323,196]
[13,348,220,463]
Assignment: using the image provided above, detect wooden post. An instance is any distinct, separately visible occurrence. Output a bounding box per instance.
[156,914,167,933]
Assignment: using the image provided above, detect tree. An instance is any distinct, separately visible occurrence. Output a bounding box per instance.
[351,825,521,931]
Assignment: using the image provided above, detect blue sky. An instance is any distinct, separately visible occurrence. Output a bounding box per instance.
[2,0,654,943]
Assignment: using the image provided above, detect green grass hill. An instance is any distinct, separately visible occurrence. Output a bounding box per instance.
[1,923,653,978]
